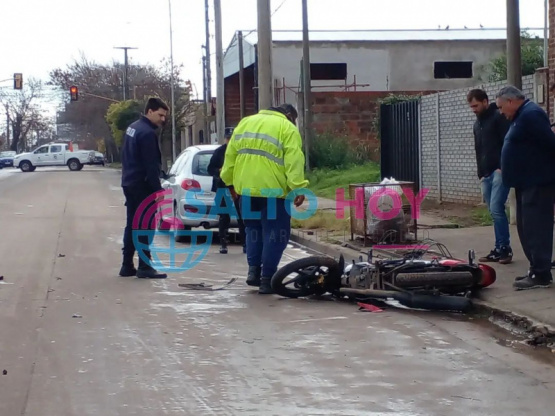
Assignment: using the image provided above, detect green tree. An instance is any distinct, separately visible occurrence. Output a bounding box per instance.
[105,100,142,147]
[486,31,544,82]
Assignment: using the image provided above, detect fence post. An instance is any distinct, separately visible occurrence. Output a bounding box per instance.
[436,93,442,202]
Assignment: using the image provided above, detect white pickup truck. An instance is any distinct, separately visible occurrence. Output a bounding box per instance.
[13,143,95,172]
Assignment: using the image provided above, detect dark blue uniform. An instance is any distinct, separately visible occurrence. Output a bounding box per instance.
[120,116,163,271]
[121,116,163,192]
[501,99,555,285]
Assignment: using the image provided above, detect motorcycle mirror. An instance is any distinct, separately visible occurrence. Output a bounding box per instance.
[468,249,475,265]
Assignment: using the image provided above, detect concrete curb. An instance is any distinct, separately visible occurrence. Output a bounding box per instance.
[289,231,555,347]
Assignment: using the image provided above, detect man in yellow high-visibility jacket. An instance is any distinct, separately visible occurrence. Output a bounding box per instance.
[220,103,309,294]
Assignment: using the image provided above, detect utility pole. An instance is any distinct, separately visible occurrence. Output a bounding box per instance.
[506,0,522,225]
[204,0,212,138]
[114,46,138,100]
[6,104,9,149]
[238,30,245,119]
[168,0,177,162]
[544,0,548,67]
[507,0,522,89]
[214,0,225,144]
[257,0,273,109]
[301,0,312,171]
[202,51,208,144]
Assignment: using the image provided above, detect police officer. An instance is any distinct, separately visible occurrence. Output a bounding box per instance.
[207,127,246,254]
[220,103,309,294]
[119,97,169,279]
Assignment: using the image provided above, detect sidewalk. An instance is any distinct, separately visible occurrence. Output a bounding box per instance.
[295,198,555,333]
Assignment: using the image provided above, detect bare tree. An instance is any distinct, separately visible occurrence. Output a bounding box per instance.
[49,54,195,164]
[0,78,45,152]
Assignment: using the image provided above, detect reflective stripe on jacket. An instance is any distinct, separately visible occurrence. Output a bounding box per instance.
[220,109,309,198]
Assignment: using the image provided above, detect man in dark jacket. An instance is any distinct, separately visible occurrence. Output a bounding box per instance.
[467,89,513,264]
[497,86,555,290]
[207,127,246,254]
[119,97,169,279]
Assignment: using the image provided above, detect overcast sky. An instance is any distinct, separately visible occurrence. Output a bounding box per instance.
[0,0,548,117]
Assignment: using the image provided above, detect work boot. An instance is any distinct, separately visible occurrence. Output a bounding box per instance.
[119,263,137,277]
[258,277,274,295]
[119,255,136,277]
[246,266,261,287]
[136,265,167,279]
[513,273,552,290]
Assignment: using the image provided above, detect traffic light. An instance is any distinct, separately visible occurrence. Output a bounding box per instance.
[70,86,78,101]
[13,73,22,90]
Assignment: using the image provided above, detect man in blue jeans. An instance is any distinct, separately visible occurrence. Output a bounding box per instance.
[467,89,513,264]
[220,103,309,294]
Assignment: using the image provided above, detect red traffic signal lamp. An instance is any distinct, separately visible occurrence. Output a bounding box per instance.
[70,86,79,101]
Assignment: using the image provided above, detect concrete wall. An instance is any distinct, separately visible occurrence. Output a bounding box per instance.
[271,40,506,106]
[420,75,535,204]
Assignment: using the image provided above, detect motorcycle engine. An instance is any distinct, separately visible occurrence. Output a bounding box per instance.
[343,261,374,289]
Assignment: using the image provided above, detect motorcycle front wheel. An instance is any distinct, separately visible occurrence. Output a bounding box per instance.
[271,256,342,299]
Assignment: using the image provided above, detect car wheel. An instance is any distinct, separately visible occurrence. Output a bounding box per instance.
[68,159,82,171]
[20,161,33,172]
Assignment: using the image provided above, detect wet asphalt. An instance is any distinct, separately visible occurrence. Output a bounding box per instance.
[1,166,554,416]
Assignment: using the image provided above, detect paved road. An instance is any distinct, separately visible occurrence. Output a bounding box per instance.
[1,166,555,416]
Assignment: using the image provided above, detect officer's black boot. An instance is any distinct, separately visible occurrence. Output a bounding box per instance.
[119,253,136,277]
[246,266,261,287]
[258,277,274,295]
[136,254,167,279]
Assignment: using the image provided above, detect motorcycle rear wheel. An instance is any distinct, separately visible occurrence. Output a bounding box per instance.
[271,256,342,299]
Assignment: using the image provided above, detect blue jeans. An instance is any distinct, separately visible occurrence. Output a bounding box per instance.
[240,196,291,278]
[481,170,511,249]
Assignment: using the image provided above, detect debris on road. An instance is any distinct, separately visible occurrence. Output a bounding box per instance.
[2,369,7,375]
[58,254,66,258]
[178,277,237,291]
[357,302,384,313]
[72,314,83,319]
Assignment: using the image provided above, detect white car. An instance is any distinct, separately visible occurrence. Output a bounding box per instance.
[13,143,95,172]
[160,144,240,242]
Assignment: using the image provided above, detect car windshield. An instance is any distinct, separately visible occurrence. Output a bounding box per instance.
[0,151,15,157]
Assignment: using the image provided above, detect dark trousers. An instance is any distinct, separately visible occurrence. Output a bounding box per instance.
[218,194,246,246]
[122,184,156,269]
[515,185,555,278]
[241,196,291,278]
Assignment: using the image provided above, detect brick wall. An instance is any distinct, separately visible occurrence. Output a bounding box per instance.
[550,0,555,119]
[310,91,434,160]
[420,75,535,204]
[224,65,257,128]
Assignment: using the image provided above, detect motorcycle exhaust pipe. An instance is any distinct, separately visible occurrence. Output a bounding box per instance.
[339,288,472,313]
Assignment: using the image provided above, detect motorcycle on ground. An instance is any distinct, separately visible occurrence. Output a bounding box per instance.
[270,240,496,313]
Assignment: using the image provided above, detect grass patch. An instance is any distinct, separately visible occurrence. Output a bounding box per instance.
[291,211,350,232]
[471,206,493,226]
[307,162,381,199]
[107,162,122,169]
[471,205,510,227]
